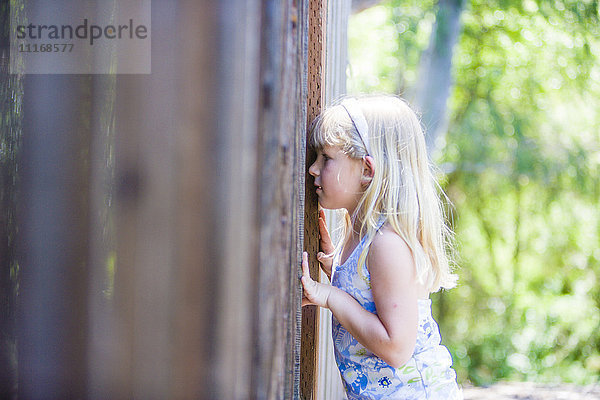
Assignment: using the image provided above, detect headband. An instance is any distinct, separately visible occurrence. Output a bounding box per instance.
[341,98,371,155]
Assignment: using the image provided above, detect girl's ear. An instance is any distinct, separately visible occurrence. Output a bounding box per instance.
[361,155,375,185]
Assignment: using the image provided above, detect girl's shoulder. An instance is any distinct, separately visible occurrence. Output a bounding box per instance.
[366,224,413,271]
[366,223,428,298]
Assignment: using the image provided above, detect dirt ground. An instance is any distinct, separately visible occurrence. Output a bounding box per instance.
[462,382,600,399]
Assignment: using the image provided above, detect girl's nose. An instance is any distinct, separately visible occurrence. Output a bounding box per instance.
[308,160,319,177]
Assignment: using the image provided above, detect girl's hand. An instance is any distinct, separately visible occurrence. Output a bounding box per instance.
[317,209,335,279]
[301,251,331,308]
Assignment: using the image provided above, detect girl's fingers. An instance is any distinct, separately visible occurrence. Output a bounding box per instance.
[317,252,333,260]
[301,251,329,308]
[301,252,312,282]
[318,216,329,234]
[301,252,317,295]
[318,213,334,252]
[302,251,308,272]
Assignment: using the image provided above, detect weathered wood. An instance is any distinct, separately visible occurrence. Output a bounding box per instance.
[170,1,219,398]
[0,2,23,396]
[301,0,327,399]
[252,1,307,399]
[10,1,317,398]
[317,0,351,397]
[18,74,92,400]
[90,1,309,398]
[211,1,261,399]
[287,0,309,398]
[86,74,118,399]
[294,1,311,398]
[108,2,182,397]
[88,1,308,398]
[15,5,93,400]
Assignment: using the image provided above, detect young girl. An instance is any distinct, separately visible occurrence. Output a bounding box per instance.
[301,95,462,399]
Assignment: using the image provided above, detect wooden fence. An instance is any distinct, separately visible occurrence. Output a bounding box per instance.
[0,0,353,399]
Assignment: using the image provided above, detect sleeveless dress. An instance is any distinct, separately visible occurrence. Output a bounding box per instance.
[331,227,463,400]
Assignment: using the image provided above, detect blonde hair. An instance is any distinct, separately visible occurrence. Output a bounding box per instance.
[310,94,457,292]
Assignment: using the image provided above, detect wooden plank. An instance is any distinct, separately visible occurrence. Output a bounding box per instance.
[301,0,327,399]
[252,1,289,398]
[294,1,310,399]
[211,0,260,398]
[15,6,93,400]
[317,1,351,399]
[11,1,318,398]
[17,75,92,400]
[88,1,310,398]
[0,2,23,394]
[86,72,119,399]
[105,2,191,398]
[170,1,219,399]
[251,1,308,398]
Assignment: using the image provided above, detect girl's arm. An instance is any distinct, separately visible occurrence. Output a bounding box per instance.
[301,229,421,368]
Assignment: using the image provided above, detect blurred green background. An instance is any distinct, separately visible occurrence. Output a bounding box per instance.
[348,0,600,387]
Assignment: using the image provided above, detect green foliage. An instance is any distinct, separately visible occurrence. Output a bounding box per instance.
[349,0,600,386]
[348,0,437,94]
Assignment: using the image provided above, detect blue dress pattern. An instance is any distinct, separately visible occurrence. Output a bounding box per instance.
[331,228,463,400]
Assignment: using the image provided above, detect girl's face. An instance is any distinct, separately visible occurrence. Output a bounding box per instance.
[308,146,364,213]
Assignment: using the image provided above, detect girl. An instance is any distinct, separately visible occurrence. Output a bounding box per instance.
[301,95,462,399]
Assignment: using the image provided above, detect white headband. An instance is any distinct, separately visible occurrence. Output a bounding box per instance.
[341,98,371,155]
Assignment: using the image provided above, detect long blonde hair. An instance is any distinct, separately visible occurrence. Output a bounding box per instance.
[309,94,457,292]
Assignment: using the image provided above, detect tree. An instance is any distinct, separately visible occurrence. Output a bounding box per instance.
[413,0,465,152]
[352,0,385,14]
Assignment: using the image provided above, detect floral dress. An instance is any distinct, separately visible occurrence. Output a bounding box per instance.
[331,230,463,400]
